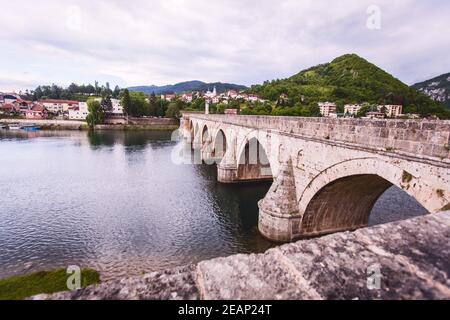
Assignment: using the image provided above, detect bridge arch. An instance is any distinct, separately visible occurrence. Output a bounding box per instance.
[236,135,273,182]
[188,120,195,142]
[194,123,199,140]
[297,157,441,237]
[212,129,228,160]
[201,124,211,145]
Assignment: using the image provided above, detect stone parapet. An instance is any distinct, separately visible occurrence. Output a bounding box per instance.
[185,115,450,160]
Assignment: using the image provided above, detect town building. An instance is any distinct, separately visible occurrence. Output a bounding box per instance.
[110,99,124,116]
[344,104,363,116]
[0,93,19,105]
[0,103,18,115]
[225,109,239,115]
[24,104,48,120]
[161,94,176,102]
[226,90,238,99]
[181,93,193,103]
[247,94,259,103]
[405,113,421,119]
[279,93,289,102]
[68,102,89,120]
[366,111,386,119]
[39,99,79,114]
[318,102,337,117]
[378,105,403,118]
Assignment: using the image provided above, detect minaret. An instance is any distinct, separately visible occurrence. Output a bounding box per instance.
[212,86,217,97]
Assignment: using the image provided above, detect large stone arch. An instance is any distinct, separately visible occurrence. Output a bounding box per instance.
[297,157,446,237]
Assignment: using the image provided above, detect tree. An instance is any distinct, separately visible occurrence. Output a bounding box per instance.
[113,85,121,98]
[166,102,181,119]
[86,99,104,128]
[148,93,158,116]
[356,105,371,118]
[120,89,131,116]
[101,95,113,114]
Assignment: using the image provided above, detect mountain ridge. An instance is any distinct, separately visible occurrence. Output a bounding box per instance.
[128,80,247,95]
[412,72,450,108]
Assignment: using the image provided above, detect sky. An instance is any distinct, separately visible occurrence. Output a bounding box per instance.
[0,0,449,92]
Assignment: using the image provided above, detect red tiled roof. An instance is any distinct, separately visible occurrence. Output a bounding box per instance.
[31,105,46,112]
[0,103,16,110]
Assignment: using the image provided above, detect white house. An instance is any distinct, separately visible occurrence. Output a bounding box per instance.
[181,93,193,103]
[344,104,362,116]
[226,90,238,99]
[0,93,19,105]
[161,94,176,101]
[212,96,220,104]
[378,105,403,118]
[40,99,79,114]
[111,99,124,116]
[68,102,89,120]
[318,102,337,117]
[247,94,260,103]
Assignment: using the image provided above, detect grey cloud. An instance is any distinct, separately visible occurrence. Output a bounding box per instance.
[0,0,449,90]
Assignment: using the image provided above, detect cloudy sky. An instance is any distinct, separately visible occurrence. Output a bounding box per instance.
[0,0,449,91]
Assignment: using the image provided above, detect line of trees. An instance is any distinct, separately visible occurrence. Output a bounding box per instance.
[119,89,183,119]
[21,82,121,102]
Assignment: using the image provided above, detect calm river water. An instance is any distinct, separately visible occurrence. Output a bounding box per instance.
[0,130,428,281]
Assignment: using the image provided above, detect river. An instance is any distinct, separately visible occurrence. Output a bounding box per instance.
[0,130,428,281]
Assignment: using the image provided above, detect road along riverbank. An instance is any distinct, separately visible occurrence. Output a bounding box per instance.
[0,118,180,131]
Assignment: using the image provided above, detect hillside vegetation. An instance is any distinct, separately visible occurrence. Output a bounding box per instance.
[248,54,449,118]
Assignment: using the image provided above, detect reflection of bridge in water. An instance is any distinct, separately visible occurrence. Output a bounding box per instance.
[181,114,450,242]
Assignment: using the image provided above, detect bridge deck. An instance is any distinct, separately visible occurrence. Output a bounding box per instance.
[186,114,450,162]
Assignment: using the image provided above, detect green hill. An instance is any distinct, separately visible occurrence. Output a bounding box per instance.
[249,54,449,118]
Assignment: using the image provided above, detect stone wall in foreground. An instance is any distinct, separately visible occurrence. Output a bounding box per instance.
[32,212,450,300]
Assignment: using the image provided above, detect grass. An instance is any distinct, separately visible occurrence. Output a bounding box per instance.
[0,268,100,300]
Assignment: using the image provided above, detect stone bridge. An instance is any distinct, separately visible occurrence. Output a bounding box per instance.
[180,114,450,242]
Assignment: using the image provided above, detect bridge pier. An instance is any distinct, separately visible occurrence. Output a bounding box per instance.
[258,160,302,242]
[217,163,238,183]
[217,134,239,183]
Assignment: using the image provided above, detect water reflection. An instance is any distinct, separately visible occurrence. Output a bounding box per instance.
[0,130,273,281]
[0,130,427,282]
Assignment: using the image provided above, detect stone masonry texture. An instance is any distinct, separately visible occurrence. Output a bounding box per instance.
[183,115,450,241]
[32,212,450,300]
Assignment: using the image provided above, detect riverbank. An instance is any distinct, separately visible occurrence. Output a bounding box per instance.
[0,118,180,131]
[0,268,99,300]
[31,212,450,300]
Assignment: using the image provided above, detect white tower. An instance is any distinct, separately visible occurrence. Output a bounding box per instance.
[212,86,217,97]
[205,101,210,115]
